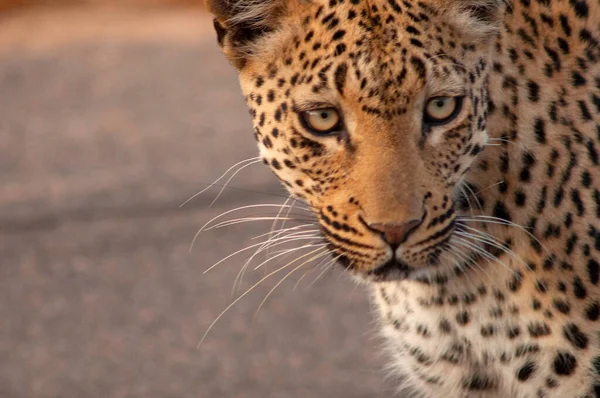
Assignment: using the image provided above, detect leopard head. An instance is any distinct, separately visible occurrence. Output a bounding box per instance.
[206,0,505,282]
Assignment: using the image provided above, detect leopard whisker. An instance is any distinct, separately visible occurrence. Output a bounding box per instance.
[461,181,484,213]
[488,137,529,153]
[233,232,321,292]
[452,249,502,291]
[192,203,312,249]
[253,247,331,318]
[474,181,505,195]
[233,223,318,292]
[456,225,530,270]
[446,243,496,286]
[204,240,277,274]
[192,215,311,251]
[180,157,261,208]
[443,245,485,289]
[453,236,514,276]
[252,243,328,272]
[305,254,344,290]
[458,215,550,255]
[233,242,327,296]
[251,223,316,241]
[206,214,314,231]
[251,234,322,261]
[292,254,334,291]
[209,159,265,207]
[455,230,518,262]
[204,233,319,275]
[200,203,311,233]
[260,245,326,256]
[198,257,306,349]
[254,230,321,255]
[459,185,476,217]
[268,197,302,258]
[263,195,294,256]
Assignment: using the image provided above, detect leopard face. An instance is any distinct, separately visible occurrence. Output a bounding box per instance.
[207,0,502,282]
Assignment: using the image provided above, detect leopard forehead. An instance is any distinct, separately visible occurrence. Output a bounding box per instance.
[239,0,486,112]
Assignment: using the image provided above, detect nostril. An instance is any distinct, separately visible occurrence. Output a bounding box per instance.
[368,219,423,247]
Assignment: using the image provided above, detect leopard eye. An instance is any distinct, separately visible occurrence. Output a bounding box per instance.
[300,108,342,135]
[424,96,463,125]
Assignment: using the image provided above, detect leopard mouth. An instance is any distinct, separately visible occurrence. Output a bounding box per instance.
[328,218,475,282]
[332,228,496,283]
[360,239,500,283]
[336,253,416,282]
[366,259,416,282]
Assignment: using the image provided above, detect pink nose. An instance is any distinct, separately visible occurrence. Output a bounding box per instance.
[369,219,422,246]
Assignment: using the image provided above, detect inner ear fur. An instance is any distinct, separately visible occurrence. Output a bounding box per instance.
[464,0,506,23]
[439,0,506,39]
[205,0,287,69]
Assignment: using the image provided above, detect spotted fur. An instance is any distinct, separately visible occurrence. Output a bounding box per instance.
[206,0,600,396]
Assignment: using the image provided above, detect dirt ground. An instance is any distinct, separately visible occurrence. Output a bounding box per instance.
[0,7,392,398]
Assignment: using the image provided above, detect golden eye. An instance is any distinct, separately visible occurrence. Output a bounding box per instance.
[424,96,463,125]
[301,108,342,135]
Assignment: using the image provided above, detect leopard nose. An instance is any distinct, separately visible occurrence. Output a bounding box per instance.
[369,219,423,247]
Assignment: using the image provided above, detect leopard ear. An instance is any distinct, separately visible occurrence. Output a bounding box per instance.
[464,0,505,23]
[444,0,506,38]
[205,0,286,69]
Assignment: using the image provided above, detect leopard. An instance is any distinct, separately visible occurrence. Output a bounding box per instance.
[204,0,600,396]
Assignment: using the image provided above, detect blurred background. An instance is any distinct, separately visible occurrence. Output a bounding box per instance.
[0,1,391,397]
